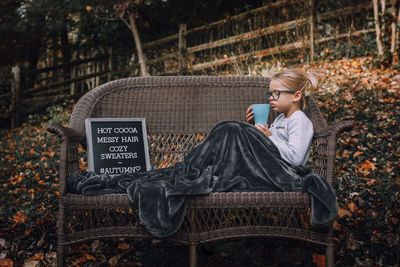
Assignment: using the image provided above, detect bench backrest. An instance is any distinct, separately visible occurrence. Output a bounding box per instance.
[70,76,328,172]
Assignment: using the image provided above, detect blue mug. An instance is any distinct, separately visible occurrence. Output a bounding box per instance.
[252,104,270,126]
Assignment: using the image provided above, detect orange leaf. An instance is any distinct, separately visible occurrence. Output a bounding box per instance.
[353,151,363,157]
[84,253,96,261]
[118,242,130,250]
[348,202,357,213]
[0,259,14,267]
[38,180,45,185]
[48,151,55,158]
[362,160,376,171]
[344,92,353,102]
[13,211,26,224]
[312,253,326,267]
[333,221,341,231]
[338,207,352,218]
[10,175,22,185]
[28,253,44,261]
[71,256,87,265]
[25,228,32,236]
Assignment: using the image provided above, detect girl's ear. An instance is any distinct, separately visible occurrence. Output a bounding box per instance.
[293,91,302,103]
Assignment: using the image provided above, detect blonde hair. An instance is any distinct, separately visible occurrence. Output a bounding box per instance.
[272,69,318,110]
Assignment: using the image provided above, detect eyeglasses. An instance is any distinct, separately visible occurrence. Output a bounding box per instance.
[267,90,297,100]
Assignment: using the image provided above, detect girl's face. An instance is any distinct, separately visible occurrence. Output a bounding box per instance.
[269,79,301,115]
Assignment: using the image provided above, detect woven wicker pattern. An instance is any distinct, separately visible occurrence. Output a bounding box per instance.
[47,76,353,267]
[148,132,207,168]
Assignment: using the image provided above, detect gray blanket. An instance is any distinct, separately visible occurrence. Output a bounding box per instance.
[69,121,338,237]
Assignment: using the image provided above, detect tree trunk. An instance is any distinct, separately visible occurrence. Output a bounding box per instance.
[128,13,149,76]
[309,0,317,62]
[178,23,187,72]
[61,16,71,81]
[372,0,384,56]
[11,66,21,129]
[390,3,400,64]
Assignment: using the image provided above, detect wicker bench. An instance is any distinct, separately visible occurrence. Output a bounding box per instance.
[47,76,353,267]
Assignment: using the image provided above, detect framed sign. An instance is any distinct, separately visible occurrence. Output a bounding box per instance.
[85,118,151,175]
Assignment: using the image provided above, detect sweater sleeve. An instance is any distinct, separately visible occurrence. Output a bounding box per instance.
[269,113,314,166]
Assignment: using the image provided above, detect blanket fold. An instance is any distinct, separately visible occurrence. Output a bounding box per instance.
[69,120,338,237]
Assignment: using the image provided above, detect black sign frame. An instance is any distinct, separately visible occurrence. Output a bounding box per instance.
[85,118,151,175]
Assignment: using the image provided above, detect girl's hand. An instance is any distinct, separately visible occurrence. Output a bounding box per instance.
[246,106,254,124]
[255,124,272,136]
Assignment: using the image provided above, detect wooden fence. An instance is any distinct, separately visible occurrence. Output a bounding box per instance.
[141,0,374,74]
[2,0,374,128]
[3,54,111,128]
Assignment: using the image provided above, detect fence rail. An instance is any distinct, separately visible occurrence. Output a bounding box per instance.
[3,0,375,128]
[142,1,373,74]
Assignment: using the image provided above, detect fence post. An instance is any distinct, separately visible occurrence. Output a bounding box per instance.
[95,60,100,87]
[70,65,76,95]
[108,47,113,81]
[309,0,317,62]
[11,65,21,128]
[178,23,187,72]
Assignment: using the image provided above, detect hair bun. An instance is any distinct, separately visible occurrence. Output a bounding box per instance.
[305,73,318,93]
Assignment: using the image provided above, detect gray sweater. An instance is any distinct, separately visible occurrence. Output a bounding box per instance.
[268,110,314,166]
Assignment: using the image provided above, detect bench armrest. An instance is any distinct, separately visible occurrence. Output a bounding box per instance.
[47,123,84,142]
[46,123,85,196]
[313,120,354,185]
[314,120,354,138]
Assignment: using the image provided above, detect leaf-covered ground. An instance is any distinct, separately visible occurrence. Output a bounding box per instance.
[0,56,399,267]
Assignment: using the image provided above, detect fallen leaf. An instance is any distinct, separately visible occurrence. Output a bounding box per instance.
[28,253,44,261]
[348,202,357,213]
[91,239,100,252]
[10,175,22,185]
[13,212,26,224]
[109,254,122,265]
[362,160,376,171]
[338,208,352,218]
[366,179,376,186]
[118,242,130,250]
[333,220,341,231]
[312,253,326,267]
[0,259,13,267]
[344,92,353,102]
[36,232,46,248]
[25,228,32,236]
[84,254,95,261]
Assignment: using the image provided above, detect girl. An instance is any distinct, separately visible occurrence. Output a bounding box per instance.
[71,70,337,236]
[246,69,317,166]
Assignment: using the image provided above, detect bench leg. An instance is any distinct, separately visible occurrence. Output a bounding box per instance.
[189,245,198,267]
[58,202,66,267]
[326,225,335,267]
[57,243,65,267]
[326,243,334,267]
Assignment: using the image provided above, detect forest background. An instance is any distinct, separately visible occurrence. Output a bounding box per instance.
[0,0,399,266]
